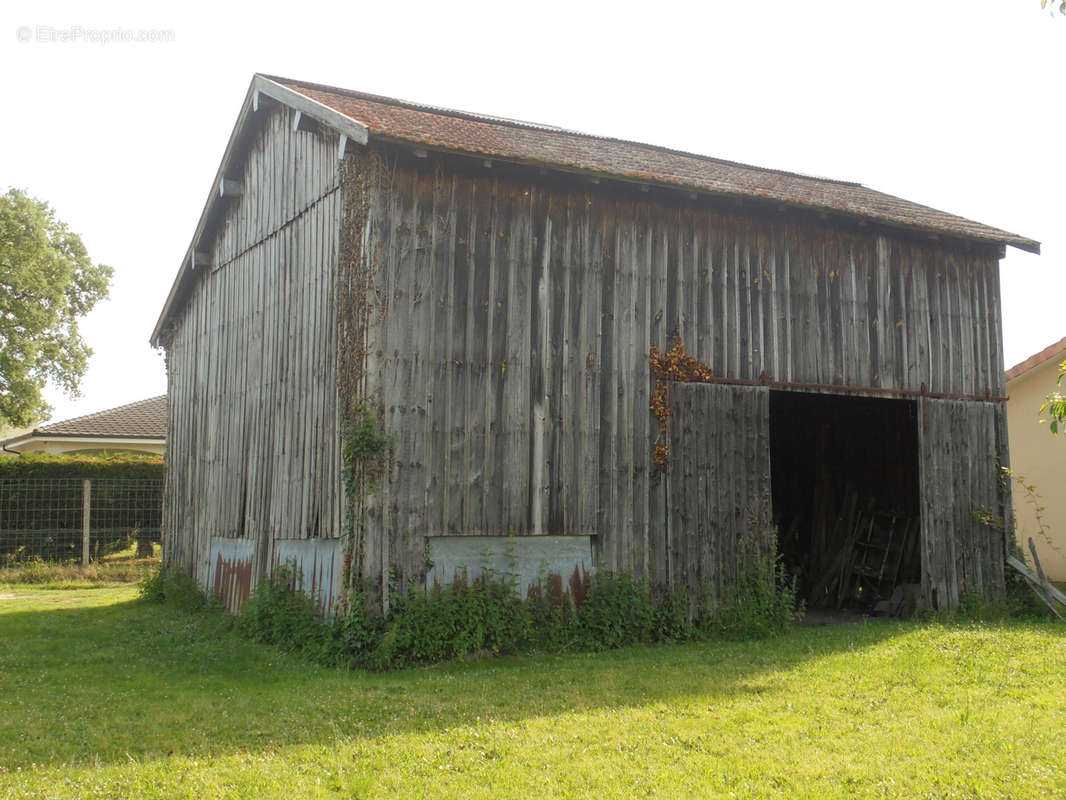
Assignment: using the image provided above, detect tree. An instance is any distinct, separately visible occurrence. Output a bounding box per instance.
[0,189,112,428]
[1040,360,1066,435]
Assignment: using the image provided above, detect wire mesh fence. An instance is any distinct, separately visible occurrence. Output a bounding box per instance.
[0,478,163,565]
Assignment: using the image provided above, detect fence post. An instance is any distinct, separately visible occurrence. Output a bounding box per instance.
[82,479,92,566]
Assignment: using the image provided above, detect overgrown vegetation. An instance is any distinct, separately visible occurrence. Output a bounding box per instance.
[0,542,159,586]
[717,532,801,638]
[137,563,213,613]
[340,403,390,497]
[143,542,802,671]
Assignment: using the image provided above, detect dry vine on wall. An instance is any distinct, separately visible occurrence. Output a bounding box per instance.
[647,330,714,471]
[337,149,386,590]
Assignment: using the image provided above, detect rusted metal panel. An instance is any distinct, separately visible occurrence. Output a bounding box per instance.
[426,535,593,597]
[208,537,254,613]
[273,538,344,613]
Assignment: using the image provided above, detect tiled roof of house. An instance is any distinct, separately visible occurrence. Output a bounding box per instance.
[273,75,1040,254]
[33,396,167,439]
[1006,336,1066,382]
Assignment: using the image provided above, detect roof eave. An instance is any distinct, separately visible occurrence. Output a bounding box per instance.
[1006,336,1066,382]
[371,132,1041,256]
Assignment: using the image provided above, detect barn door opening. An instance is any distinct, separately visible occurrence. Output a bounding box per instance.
[769,390,922,613]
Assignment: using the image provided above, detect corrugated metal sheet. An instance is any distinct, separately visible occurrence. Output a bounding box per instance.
[273,538,344,613]
[426,535,593,597]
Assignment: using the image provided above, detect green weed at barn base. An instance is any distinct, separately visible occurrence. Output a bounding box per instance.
[146,552,802,671]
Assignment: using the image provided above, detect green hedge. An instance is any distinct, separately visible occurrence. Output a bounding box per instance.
[0,452,164,480]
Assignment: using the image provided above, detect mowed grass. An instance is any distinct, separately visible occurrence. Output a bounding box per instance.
[0,587,1063,799]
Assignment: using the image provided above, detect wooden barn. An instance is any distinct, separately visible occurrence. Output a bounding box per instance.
[152,74,1039,615]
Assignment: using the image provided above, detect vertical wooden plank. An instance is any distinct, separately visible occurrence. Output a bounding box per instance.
[467,173,493,535]
[614,199,635,571]
[529,185,551,535]
[598,196,619,568]
[546,188,569,535]
[485,175,512,538]
[562,190,581,536]
[427,168,455,538]
[477,174,501,538]
[506,175,534,535]
[631,197,651,579]
[581,189,603,540]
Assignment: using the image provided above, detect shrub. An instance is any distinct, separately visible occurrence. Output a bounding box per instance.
[374,571,532,668]
[574,571,658,651]
[716,532,803,639]
[238,565,339,659]
[138,565,211,613]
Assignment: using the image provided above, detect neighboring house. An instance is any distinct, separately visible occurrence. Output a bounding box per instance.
[0,423,36,458]
[152,74,1038,614]
[1006,337,1066,581]
[0,396,167,456]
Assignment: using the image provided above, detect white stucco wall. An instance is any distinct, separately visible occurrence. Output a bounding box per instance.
[5,438,165,457]
[1007,353,1066,582]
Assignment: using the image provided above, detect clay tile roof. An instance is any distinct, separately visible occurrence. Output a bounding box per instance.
[1006,336,1066,382]
[34,396,167,440]
[271,75,1040,255]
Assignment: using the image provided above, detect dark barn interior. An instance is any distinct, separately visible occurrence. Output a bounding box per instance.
[769,391,922,612]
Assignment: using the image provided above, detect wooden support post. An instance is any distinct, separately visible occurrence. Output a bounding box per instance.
[81,479,91,566]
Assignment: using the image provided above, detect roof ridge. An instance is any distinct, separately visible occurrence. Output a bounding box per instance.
[260,74,867,189]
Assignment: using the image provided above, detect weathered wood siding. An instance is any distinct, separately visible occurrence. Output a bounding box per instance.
[918,398,1009,605]
[668,383,773,611]
[348,148,1007,596]
[162,104,344,592]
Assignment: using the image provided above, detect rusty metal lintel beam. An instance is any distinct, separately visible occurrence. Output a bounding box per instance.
[674,375,1007,404]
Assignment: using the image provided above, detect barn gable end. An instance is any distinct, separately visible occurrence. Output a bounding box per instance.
[159,94,346,610]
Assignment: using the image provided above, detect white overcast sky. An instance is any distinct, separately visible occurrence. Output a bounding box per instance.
[1,0,1063,424]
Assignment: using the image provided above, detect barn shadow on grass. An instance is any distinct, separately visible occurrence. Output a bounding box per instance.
[0,595,909,769]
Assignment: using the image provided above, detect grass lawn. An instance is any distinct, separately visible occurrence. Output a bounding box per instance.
[0,585,1063,799]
